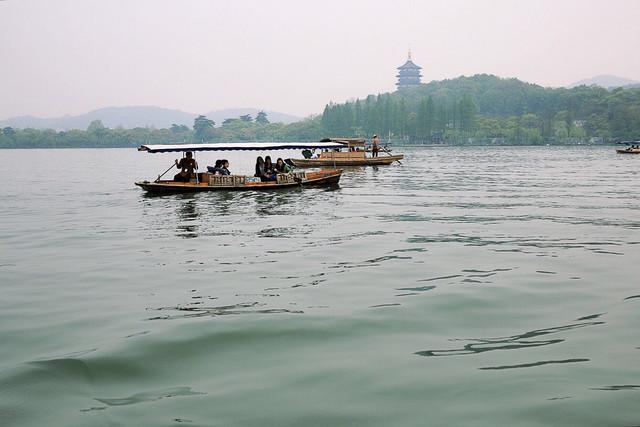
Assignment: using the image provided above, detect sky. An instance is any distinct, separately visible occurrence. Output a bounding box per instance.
[1,0,639,119]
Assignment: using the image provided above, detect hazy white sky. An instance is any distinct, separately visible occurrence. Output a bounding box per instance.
[1,0,639,119]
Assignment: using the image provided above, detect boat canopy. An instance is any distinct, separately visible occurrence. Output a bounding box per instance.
[322,138,366,147]
[138,141,345,153]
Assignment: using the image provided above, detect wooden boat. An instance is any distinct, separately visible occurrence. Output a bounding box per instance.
[616,148,640,154]
[616,141,640,154]
[135,142,344,193]
[288,138,403,167]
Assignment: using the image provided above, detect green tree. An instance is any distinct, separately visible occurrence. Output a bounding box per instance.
[87,120,107,143]
[459,95,478,133]
[87,120,106,134]
[398,98,407,137]
[435,103,447,134]
[255,111,269,124]
[383,94,392,136]
[425,96,435,140]
[417,99,427,140]
[170,124,189,133]
[193,115,215,141]
[354,99,363,133]
[239,114,253,122]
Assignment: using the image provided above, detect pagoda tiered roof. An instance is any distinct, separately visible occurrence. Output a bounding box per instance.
[397,59,422,70]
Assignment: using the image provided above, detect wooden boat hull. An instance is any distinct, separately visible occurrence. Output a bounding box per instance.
[616,149,640,154]
[135,169,342,193]
[289,155,403,167]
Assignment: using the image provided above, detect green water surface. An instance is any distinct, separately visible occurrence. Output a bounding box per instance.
[0,146,638,426]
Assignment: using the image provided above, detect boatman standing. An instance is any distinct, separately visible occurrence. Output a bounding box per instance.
[174,151,198,182]
[372,134,380,158]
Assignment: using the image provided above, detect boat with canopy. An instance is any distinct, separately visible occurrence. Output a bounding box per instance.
[135,141,344,193]
[287,138,404,167]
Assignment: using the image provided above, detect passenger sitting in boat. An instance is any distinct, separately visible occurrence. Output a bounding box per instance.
[301,149,313,159]
[207,159,223,175]
[275,157,292,173]
[219,159,230,175]
[263,156,277,181]
[174,151,198,182]
[255,156,266,180]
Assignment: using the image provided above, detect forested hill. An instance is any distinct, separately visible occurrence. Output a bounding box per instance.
[2,74,640,148]
[321,74,640,143]
[392,74,633,117]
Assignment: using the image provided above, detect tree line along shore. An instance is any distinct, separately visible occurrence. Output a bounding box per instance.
[2,74,639,149]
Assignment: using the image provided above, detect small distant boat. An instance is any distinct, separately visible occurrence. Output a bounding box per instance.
[135,142,344,194]
[616,141,640,154]
[616,147,640,154]
[287,138,404,167]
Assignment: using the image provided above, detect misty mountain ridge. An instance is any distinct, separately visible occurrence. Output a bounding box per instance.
[0,106,301,131]
[567,74,639,89]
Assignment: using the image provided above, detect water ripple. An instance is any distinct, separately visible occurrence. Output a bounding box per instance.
[590,385,640,392]
[93,386,205,407]
[407,234,629,255]
[479,358,590,370]
[415,320,604,357]
[418,274,462,282]
[147,302,304,320]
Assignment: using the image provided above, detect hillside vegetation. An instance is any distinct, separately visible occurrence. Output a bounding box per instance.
[2,74,640,148]
[321,74,640,144]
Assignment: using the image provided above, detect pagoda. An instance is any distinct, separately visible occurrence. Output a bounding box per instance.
[396,50,422,89]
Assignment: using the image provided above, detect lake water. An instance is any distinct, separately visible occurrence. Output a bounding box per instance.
[0,146,639,426]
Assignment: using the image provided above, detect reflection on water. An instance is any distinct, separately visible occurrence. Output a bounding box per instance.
[415,320,604,358]
[147,302,304,320]
[590,385,640,391]
[253,189,304,216]
[479,358,590,370]
[175,197,199,238]
[202,190,240,216]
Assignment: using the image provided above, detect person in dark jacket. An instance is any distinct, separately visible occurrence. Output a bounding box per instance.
[263,156,276,181]
[219,160,230,175]
[207,159,223,175]
[255,156,265,180]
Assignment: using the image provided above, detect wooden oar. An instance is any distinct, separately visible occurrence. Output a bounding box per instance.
[381,146,402,164]
[155,162,177,182]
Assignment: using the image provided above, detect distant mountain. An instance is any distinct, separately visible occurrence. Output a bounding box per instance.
[567,74,640,89]
[0,106,194,130]
[0,106,301,130]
